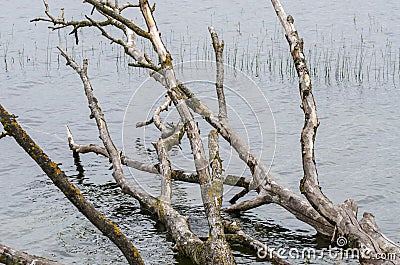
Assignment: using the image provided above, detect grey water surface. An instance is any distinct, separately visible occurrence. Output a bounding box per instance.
[0,0,399,264]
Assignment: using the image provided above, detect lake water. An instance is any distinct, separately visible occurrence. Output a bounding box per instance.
[0,0,399,264]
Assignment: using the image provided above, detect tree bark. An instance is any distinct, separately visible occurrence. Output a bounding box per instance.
[270,0,400,263]
[0,104,145,265]
[139,1,236,263]
[208,26,227,122]
[178,83,334,236]
[26,1,400,264]
[0,243,64,265]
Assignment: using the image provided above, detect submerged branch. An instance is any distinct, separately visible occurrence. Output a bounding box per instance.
[270,0,400,262]
[139,1,236,263]
[178,83,334,236]
[0,243,64,265]
[0,104,145,265]
[58,47,155,206]
[224,221,293,265]
[65,127,250,190]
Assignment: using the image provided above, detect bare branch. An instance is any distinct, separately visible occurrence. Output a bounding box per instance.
[66,125,109,157]
[84,15,121,44]
[119,2,140,12]
[136,96,177,143]
[224,221,293,265]
[65,130,251,192]
[270,0,338,222]
[207,130,224,233]
[148,97,179,204]
[128,61,161,71]
[229,188,249,204]
[225,198,272,213]
[0,104,145,265]
[178,83,334,236]
[84,0,150,39]
[0,242,64,265]
[208,26,227,122]
[153,96,170,132]
[30,1,114,44]
[270,0,400,262]
[58,47,155,207]
[135,117,154,128]
[84,15,161,74]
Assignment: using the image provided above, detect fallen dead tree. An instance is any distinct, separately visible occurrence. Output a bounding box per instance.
[0,0,398,264]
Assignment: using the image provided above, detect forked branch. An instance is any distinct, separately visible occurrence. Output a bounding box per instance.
[270,0,400,263]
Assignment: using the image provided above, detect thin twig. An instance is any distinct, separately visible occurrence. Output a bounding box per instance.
[30,0,113,44]
[85,0,150,38]
[119,2,140,12]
